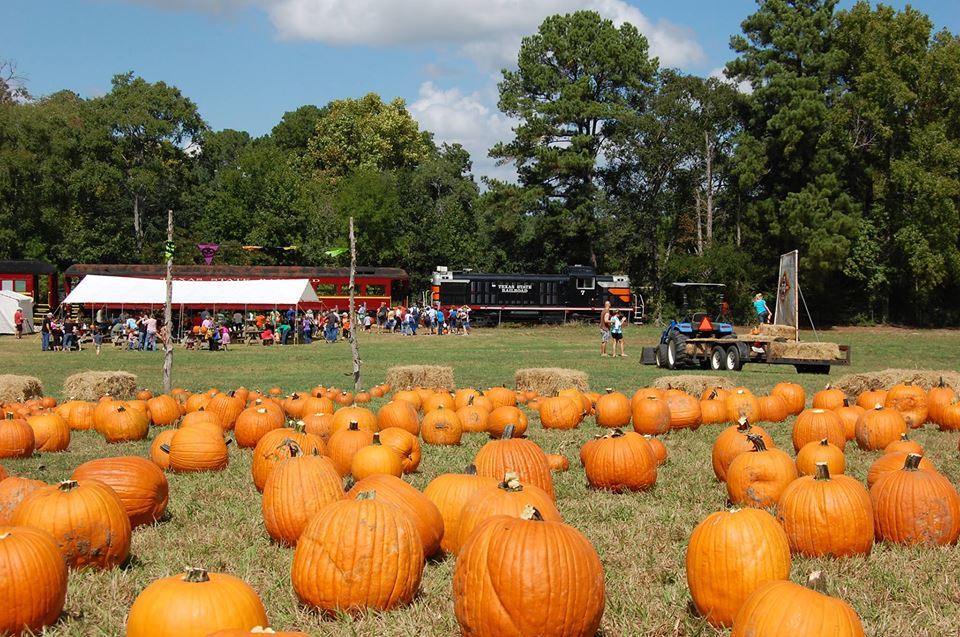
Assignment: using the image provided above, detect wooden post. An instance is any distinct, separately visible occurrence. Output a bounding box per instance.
[162,209,174,394]
[348,217,361,392]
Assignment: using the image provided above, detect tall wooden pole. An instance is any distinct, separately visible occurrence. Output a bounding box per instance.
[348,217,361,392]
[162,209,174,394]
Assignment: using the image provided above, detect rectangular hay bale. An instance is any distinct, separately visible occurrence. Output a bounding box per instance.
[758,324,798,340]
[514,368,589,396]
[62,371,139,401]
[834,369,960,396]
[385,365,454,391]
[653,375,733,396]
[767,341,841,361]
[0,374,44,403]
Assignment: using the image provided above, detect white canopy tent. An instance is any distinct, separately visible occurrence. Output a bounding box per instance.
[62,275,319,307]
[0,290,34,334]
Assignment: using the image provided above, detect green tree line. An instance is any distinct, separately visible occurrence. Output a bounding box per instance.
[1,1,958,325]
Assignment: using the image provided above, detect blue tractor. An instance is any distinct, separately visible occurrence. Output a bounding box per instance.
[643,282,739,370]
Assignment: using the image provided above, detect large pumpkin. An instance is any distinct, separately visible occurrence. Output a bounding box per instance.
[757,395,788,423]
[423,465,499,555]
[485,387,517,410]
[456,473,561,552]
[771,382,805,415]
[927,378,957,425]
[594,389,631,428]
[205,392,245,430]
[0,525,68,636]
[884,383,928,428]
[726,435,797,509]
[0,413,34,459]
[146,394,181,426]
[345,474,444,558]
[539,396,583,430]
[453,506,605,637]
[666,392,702,430]
[330,406,377,434]
[234,407,284,448]
[97,405,149,443]
[866,451,937,489]
[377,400,420,435]
[795,439,845,476]
[262,445,343,546]
[792,408,846,452]
[12,479,131,570]
[486,406,528,438]
[686,508,791,628]
[150,429,177,471]
[0,476,45,525]
[292,493,423,614]
[351,433,404,479]
[725,389,760,424]
[251,426,325,491]
[457,397,490,434]
[855,404,907,451]
[871,454,960,545]
[711,419,774,482]
[856,389,887,410]
[632,396,672,434]
[377,427,421,474]
[168,427,229,473]
[731,575,866,637]
[777,463,873,557]
[327,422,374,476]
[421,405,463,446]
[583,430,657,492]
[127,568,268,637]
[71,456,169,528]
[473,427,554,500]
[812,385,845,410]
[26,413,70,452]
[834,403,865,441]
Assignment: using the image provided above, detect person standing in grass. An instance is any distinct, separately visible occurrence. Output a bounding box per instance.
[13,307,23,339]
[610,309,626,356]
[600,301,612,357]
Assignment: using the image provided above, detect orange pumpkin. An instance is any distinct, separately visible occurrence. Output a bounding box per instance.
[726,435,798,509]
[377,400,420,435]
[792,408,846,452]
[632,396,672,434]
[884,383,928,428]
[594,389,631,428]
[25,413,70,452]
[262,446,343,546]
[423,465,498,555]
[351,433,404,479]
[812,385,845,411]
[855,404,907,451]
[70,456,169,528]
[377,427,421,474]
[421,405,463,446]
[757,395,788,423]
[795,439,845,476]
[725,389,760,424]
[473,427,554,500]
[345,474,444,558]
[0,525,68,636]
[771,382,805,415]
[456,473,561,552]
[871,454,960,545]
[327,422,374,476]
[486,406,528,439]
[538,396,583,430]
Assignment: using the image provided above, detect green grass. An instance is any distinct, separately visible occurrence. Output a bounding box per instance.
[1,324,959,636]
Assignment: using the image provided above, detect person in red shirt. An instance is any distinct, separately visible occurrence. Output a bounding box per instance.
[14,308,24,339]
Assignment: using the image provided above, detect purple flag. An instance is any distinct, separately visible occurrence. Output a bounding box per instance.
[197,243,220,265]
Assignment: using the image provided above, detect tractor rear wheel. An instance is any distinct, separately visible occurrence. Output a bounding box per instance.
[666,332,690,369]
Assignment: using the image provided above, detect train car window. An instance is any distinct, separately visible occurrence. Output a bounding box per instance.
[315,283,336,296]
[14,280,26,292]
[575,277,595,290]
[1,280,11,291]
[366,284,385,296]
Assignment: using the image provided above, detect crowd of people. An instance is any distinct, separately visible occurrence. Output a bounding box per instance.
[36,309,167,355]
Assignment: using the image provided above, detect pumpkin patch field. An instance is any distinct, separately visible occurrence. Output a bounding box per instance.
[0,324,959,636]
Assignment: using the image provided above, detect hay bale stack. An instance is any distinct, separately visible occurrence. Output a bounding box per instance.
[515,368,589,396]
[0,375,44,403]
[385,365,454,391]
[653,375,733,396]
[833,369,960,396]
[62,371,138,401]
[767,341,841,361]
[758,324,798,340]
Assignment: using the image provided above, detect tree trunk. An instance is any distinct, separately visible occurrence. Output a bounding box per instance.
[133,192,144,252]
[348,217,362,392]
[704,131,714,246]
[162,209,174,394]
[694,188,703,256]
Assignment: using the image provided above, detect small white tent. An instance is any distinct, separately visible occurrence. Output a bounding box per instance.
[61,275,319,307]
[0,290,34,334]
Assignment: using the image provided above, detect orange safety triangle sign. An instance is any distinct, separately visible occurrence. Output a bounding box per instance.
[698,316,713,332]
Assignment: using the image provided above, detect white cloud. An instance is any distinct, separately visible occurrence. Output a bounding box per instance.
[408,81,517,182]
[708,66,753,94]
[122,0,705,71]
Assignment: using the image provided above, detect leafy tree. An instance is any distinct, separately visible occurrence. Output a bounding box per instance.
[272,105,325,154]
[491,10,658,268]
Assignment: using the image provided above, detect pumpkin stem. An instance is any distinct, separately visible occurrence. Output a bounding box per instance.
[736,417,750,431]
[611,429,625,438]
[745,433,767,452]
[0,532,9,540]
[818,438,829,446]
[502,424,515,439]
[467,395,475,406]
[605,387,613,394]
[708,389,718,400]
[807,570,827,594]
[372,433,382,446]
[348,421,359,431]
[183,567,210,583]
[58,480,79,492]
[4,412,12,420]
[285,440,304,457]
[355,490,377,501]
[464,464,478,475]
[842,398,850,407]
[160,444,170,453]
[899,432,908,441]
[904,454,923,471]
[520,505,544,521]
[117,406,126,413]
[814,462,831,481]
[499,472,523,492]
[873,403,883,410]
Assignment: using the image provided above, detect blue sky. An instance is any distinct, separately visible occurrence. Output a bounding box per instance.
[5,0,958,179]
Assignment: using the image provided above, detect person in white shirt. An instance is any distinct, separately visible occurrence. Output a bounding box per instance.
[145,316,158,351]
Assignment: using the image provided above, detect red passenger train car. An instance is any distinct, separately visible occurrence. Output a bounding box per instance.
[63,264,410,311]
[0,260,59,308]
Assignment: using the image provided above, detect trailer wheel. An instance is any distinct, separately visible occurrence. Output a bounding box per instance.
[666,332,690,369]
[709,347,725,371]
[724,346,743,371]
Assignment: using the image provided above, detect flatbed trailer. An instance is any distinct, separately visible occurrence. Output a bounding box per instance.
[641,337,851,374]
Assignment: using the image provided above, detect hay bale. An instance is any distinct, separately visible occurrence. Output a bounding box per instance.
[833,369,960,396]
[767,341,841,361]
[515,368,589,396]
[758,324,798,340]
[62,371,138,401]
[653,375,733,396]
[0,375,44,403]
[385,365,454,391]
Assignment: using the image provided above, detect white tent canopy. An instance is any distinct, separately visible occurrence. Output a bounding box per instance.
[0,290,34,334]
[62,275,319,307]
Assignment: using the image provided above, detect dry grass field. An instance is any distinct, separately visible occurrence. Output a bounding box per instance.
[1,323,958,636]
